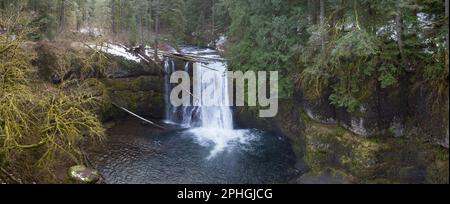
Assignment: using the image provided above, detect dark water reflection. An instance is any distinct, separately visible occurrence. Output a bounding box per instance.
[90,119,297,184]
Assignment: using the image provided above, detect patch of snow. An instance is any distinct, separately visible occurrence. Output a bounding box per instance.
[215,35,227,52]
[376,20,397,40]
[89,43,141,62]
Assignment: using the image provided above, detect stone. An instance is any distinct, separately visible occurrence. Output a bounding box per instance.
[294,159,310,175]
[68,165,100,184]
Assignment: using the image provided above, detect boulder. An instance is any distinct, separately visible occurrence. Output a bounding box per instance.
[68,165,100,184]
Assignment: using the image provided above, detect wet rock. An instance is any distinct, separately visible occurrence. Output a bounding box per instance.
[102,76,165,120]
[410,85,449,148]
[294,160,310,175]
[68,165,100,184]
[236,98,449,183]
[296,87,337,125]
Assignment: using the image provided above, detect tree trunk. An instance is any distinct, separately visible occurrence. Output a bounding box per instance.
[395,0,408,71]
[147,0,152,43]
[211,0,216,45]
[154,0,160,61]
[58,0,66,33]
[320,0,325,51]
[138,15,143,44]
[309,0,318,24]
[111,0,117,35]
[446,0,449,73]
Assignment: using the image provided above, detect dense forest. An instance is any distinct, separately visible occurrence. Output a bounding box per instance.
[2,0,446,100]
[0,0,448,183]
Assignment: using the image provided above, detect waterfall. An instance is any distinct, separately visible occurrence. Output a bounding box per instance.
[164,58,177,124]
[164,48,233,130]
[163,47,254,159]
[192,61,233,129]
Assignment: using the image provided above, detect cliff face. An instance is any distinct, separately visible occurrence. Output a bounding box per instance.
[235,89,449,183]
[102,75,165,120]
[101,55,165,121]
[235,100,449,183]
[295,79,449,149]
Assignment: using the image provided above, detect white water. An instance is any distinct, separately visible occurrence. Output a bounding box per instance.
[192,60,233,129]
[163,47,256,159]
[164,58,177,124]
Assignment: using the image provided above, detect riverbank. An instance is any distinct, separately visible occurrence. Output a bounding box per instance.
[236,99,449,184]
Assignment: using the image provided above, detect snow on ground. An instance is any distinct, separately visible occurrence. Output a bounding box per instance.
[215,35,227,52]
[88,43,141,62]
[104,44,141,62]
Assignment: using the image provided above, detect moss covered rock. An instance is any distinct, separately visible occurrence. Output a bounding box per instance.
[236,99,449,184]
[68,165,100,184]
[302,114,449,184]
[102,76,165,120]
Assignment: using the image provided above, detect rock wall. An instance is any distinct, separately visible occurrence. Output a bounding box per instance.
[102,75,165,120]
[102,55,165,120]
[235,99,449,184]
[295,79,449,148]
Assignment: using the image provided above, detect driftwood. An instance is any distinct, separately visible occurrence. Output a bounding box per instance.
[120,44,163,70]
[145,49,207,63]
[178,53,226,62]
[112,103,165,129]
[144,47,226,63]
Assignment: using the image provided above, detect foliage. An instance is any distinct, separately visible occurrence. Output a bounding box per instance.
[225,0,309,98]
[224,0,448,112]
[0,6,105,169]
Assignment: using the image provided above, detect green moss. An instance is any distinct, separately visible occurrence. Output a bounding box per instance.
[101,76,165,120]
[426,160,449,184]
[303,119,449,183]
[103,76,163,92]
[302,116,381,180]
[434,148,449,161]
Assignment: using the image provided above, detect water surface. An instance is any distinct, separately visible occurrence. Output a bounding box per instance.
[90,119,297,184]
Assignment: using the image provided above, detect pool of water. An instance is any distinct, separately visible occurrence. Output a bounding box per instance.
[90,119,297,184]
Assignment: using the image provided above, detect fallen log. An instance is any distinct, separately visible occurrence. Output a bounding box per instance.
[112,103,165,130]
[144,48,226,63]
[122,44,226,73]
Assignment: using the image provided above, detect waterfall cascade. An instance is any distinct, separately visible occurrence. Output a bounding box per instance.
[164,48,233,129]
[163,47,254,159]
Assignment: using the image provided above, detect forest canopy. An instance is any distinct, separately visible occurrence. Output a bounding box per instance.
[0,0,448,120]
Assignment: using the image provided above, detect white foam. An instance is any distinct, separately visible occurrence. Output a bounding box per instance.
[188,128,258,159]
